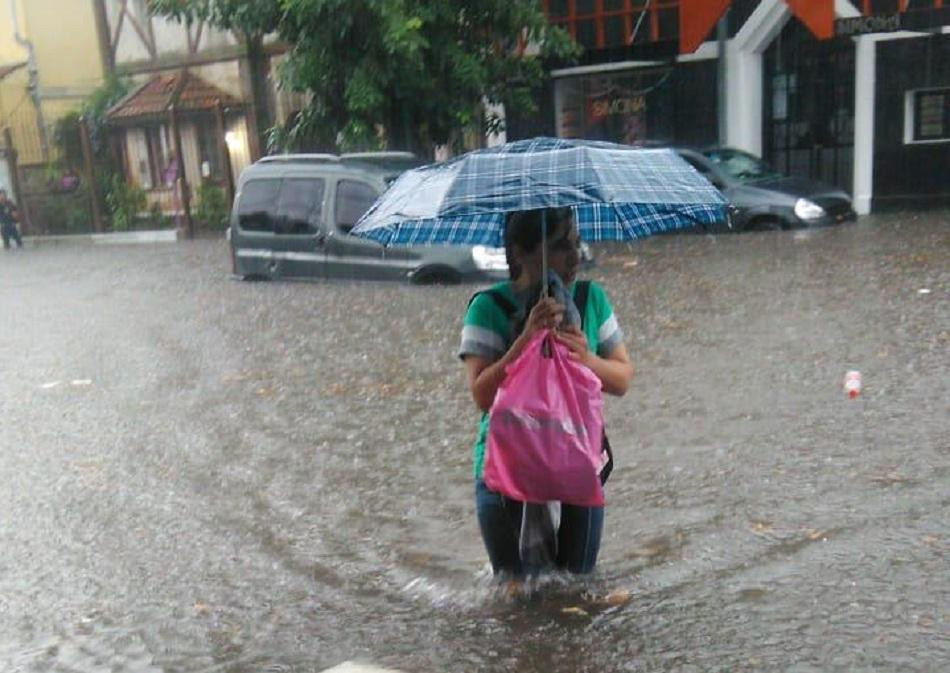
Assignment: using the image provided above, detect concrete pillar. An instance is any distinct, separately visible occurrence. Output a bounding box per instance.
[724,0,789,155]
[852,35,876,215]
[725,46,764,155]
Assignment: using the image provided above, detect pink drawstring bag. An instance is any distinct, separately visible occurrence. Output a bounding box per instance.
[483,329,605,507]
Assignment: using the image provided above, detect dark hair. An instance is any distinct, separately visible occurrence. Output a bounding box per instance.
[504,207,573,280]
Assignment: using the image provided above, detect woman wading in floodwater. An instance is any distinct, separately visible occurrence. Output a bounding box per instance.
[458,207,633,579]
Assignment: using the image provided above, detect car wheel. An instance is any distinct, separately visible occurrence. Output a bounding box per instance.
[411,266,461,285]
[744,216,785,232]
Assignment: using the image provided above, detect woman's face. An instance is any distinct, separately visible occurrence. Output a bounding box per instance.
[516,217,581,286]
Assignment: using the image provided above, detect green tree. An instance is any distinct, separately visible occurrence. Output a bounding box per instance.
[148,0,577,154]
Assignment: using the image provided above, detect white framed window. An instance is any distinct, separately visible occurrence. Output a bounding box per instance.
[904,87,950,144]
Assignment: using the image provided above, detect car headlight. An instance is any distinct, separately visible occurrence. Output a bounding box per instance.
[471,245,508,271]
[794,198,825,221]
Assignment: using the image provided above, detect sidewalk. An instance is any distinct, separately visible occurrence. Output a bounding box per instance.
[21,229,182,247]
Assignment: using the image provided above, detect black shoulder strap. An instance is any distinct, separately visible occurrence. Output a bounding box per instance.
[468,288,517,319]
[573,279,613,484]
[574,280,591,329]
[472,282,592,326]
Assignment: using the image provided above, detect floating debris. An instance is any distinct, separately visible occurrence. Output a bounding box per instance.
[870,471,906,486]
[749,519,774,536]
[601,589,632,607]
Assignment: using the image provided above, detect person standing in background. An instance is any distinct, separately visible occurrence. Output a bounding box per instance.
[0,189,23,250]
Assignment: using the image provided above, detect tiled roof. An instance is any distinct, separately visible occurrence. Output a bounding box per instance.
[107,70,241,121]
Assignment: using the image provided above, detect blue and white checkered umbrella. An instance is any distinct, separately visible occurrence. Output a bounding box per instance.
[349,137,727,247]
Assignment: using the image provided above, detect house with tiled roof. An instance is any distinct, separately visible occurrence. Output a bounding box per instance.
[105,69,246,216]
[94,0,303,229]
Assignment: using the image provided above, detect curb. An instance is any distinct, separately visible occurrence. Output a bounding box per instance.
[22,230,180,246]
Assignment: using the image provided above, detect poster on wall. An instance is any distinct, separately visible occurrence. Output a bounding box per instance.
[555,67,674,146]
[586,90,648,144]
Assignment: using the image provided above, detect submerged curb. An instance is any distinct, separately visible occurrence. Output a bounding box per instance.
[320,663,404,673]
[22,229,180,247]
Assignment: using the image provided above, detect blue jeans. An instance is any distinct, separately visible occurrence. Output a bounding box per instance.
[475,479,603,578]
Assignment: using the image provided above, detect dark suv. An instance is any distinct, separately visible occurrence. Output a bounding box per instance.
[675,147,856,231]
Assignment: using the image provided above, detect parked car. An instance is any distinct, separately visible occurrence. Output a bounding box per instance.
[227,152,511,284]
[674,147,856,231]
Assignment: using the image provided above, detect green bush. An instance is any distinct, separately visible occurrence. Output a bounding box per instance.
[105,175,147,232]
[195,182,229,231]
[148,202,170,229]
[41,192,93,234]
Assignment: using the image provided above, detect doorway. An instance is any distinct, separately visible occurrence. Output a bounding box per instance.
[763,20,855,192]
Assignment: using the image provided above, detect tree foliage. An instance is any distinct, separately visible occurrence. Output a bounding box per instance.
[148,0,281,37]
[149,0,578,153]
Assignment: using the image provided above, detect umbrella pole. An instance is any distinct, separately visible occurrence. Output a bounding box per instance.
[541,209,548,299]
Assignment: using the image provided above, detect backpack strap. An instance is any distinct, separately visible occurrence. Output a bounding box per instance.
[471,282,592,335]
[468,288,517,319]
[573,280,591,330]
[572,280,613,486]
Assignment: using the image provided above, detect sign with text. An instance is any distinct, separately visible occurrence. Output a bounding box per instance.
[586,95,646,123]
[835,13,901,37]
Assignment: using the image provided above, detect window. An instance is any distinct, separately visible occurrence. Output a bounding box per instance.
[237,179,280,232]
[679,153,724,189]
[195,118,223,180]
[335,180,379,232]
[911,88,949,142]
[541,0,679,49]
[275,178,325,235]
[238,178,326,234]
[133,125,170,190]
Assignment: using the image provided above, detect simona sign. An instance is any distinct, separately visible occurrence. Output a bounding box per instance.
[835,13,902,37]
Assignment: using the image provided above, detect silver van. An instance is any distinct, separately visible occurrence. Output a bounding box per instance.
[228,152,509,284]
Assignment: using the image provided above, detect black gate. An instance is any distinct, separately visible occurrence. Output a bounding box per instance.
[763,19,855,193]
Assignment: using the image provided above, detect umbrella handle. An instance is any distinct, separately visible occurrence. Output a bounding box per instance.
[540,209,548,299]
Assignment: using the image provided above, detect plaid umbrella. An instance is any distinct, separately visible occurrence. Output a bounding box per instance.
[349,137,728,247]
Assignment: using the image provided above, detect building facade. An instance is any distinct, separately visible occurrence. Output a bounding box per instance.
[95,0,304,218]
[541,0,950,212]
[0,0,105,165]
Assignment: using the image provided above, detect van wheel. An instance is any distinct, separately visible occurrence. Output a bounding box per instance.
[745,216,785,232]
[412,266,461,285]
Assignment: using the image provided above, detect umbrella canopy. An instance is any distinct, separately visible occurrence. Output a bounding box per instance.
[350,137,727,247]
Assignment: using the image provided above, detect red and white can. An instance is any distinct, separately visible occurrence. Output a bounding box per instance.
[844,370,862,398]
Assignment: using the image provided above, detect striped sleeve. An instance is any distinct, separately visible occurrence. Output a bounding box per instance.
[458,292,511,361]
[588,281,623,356]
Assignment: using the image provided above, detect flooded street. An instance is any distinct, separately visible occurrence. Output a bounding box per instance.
[0,213,946,672]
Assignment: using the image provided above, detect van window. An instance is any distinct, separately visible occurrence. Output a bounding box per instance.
[275,178,325,235]
[238,179,280,232]
[335,180,379,233]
